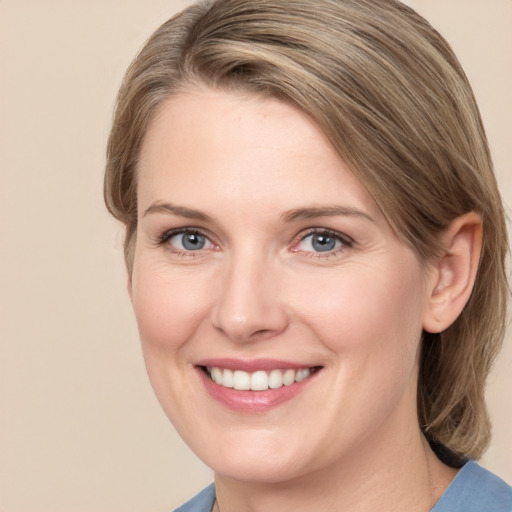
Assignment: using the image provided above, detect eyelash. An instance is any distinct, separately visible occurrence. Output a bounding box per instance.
[158,228,217,257]
[158,228,353,258]
[292,228,353,258]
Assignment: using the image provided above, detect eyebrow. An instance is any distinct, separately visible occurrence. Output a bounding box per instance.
[281,205,374,223]
[142,202,212,221]
[143,201,373,224]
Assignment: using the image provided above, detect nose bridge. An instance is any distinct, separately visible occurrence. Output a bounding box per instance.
[211,245,288,342]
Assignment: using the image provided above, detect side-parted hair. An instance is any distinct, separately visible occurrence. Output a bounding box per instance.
[104,0,508,463]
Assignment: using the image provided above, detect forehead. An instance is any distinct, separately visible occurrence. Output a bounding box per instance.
[140,89,331,172]
[137,88,382,221]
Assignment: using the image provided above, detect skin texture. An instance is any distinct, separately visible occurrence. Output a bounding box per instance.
[130,89,481,511]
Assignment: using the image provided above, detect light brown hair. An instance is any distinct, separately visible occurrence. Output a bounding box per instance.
[104,0,508,463]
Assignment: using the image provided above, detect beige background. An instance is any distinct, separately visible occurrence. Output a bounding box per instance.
[0,1,510,511]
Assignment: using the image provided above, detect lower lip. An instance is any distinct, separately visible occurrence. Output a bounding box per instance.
[196,367,319,413]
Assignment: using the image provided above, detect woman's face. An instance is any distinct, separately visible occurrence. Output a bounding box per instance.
[131,88,436,483]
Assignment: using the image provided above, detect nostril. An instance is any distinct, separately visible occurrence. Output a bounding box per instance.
[211,310,288,343]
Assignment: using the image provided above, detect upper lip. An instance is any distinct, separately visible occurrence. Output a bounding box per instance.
[195,358,321,372]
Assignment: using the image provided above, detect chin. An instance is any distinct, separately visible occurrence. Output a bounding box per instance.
[211,456,309,484]
[190,431,317,484]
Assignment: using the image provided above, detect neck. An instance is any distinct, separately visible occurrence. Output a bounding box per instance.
[213,424,457,512]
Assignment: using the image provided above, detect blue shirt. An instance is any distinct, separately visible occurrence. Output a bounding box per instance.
[174,460,512,512]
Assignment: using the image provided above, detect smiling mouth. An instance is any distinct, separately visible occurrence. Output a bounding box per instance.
[202,366,322,391]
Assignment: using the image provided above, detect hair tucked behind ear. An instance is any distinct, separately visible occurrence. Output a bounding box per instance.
[104,0,508,463]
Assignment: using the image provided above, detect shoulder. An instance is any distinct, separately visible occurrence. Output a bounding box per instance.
[173,483,216,512]
[432,460,512,512]
[170,465,512,512]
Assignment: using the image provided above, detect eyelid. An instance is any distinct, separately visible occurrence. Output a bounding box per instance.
[156,226,352,257]
[291,228,354,255]
[161,227,204,243]
[159,227,219,254]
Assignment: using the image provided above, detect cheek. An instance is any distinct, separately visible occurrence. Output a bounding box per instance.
[295,261,427,438]
[129,262,212,427]
[293,260,426,372]
[130,263,212,352]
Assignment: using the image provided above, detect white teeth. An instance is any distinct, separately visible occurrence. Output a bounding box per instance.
[283,369,295,386]
[268,369,283,389]
[222,369,234,388]
[295,368,311,382]
[211,367,223,385]
[251,371,269,391]
[233,370,251,390]
[206,367,315,391]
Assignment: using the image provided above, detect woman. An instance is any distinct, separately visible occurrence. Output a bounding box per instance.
[104,0,512,510]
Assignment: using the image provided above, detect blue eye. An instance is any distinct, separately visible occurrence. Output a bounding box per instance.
[297,231,347,253]
[166,231,213,251]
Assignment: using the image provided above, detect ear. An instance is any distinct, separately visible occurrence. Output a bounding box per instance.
[422,212,483,333]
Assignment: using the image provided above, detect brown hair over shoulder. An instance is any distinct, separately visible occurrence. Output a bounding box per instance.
[104,0,508,463]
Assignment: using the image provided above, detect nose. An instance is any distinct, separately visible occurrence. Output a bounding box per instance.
[210,252,289,343]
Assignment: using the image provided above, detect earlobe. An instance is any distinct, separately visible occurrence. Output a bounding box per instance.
[422,212,483,333]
